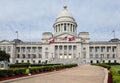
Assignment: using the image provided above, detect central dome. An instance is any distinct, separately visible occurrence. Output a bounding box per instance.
[53,5,77,36]
[55,5,75,23]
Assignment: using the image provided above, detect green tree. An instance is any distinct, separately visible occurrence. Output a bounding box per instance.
[0,50,10,61]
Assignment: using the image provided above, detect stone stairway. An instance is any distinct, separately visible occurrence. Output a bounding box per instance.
[49,58,83,65]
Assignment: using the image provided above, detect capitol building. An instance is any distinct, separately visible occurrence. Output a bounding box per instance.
[0,5,120,64]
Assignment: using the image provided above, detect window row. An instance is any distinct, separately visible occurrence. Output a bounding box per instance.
[90,46,116,52]
[90,54,116,59]
[15,60,48,64]
[16,47,42,53]
[55,45,77,50]
[16,54,43,59]
[0,46,11,52]
[90,60,117,64]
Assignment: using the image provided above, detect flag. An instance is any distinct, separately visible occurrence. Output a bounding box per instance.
[112,30,115,33]
[69,36,76,41]
[62,36,67,40]
[49,39,55,44]
[16,31,18,33]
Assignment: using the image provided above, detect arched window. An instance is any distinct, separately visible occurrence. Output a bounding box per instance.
[108,60,111,63]
[58,24,60,32]
[90,60,93,64]
[38,60,41,64]
[73,25,75,32]
[64,23,66,31]
[96,60,99,63]
[70,24,72,32]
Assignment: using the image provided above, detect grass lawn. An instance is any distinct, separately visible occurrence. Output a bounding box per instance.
[110,65,120,83]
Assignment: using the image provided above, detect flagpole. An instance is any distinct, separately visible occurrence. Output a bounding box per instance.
[113,30,115,39]
[16,31,18,39]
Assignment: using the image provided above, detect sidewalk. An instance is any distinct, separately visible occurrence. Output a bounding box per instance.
[1,65,108,83]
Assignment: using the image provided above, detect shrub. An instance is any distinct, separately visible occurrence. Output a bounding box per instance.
[29,66,55,74]
[30,63,63,67]
[64,64,78,68]
[92,63,111,69]
[0,68,26,78]
[0,70,8,78]
[106,63,120,65]
[7,70,14,76]
[118,70,120,75]
[14,68,26,75]
[112,76,120,83]
[9,63,30,68]
[110,68,118,76]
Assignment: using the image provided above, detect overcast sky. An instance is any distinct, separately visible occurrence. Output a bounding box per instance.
[0,0,120,42]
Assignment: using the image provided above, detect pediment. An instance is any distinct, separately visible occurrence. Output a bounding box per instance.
[53,33,82,42]
[54,33,77,39]
[0,40,10,44]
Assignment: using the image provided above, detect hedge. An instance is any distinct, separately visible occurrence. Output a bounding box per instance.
[9,63,30,68]
[0,68,26,78]
[110,66,120,83]
[29,64,78,74]
[64,64,78,68]
[92,63,111,69]
[0,63,78,78]
[29,66,55,74]
[9,63,63,68]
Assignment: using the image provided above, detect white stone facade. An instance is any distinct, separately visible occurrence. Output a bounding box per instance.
[0,5,120,64]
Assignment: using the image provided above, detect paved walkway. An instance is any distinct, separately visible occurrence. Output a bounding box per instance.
[1,65,108,83]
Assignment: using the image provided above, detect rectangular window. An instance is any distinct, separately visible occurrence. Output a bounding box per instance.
[100,54,104,58]
[22,54,25,58]
[101,47,105,52]
[69,46,72,50]
[27,47,31,53]
[45,52,48,59]
[38,47,42,52]
[83,53,86,58]
[64,46,67,50]
[39,54,42,58]
[33,54,36,58]
[95,54,99,58]
[17,54,20,58]
[21,47,25,53]
[107,54,110,59]
[60,46,62,50]
[17,47,20,52]
[3,46,6,51]
[28,54,30,58]
[90,47,93,52]
[32,47,36,53]
[73,46,76,50]
[95,47,99,52]
[112,47,116,52]
[7,46,11,52]
[90,54,93,58]
[107,47,111,52]
[112,54,115,58]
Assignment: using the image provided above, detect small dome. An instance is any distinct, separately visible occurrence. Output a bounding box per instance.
[55,5,75,23]
[109,38,120,42]
[12,39,23,43]
[42,32,53,39]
